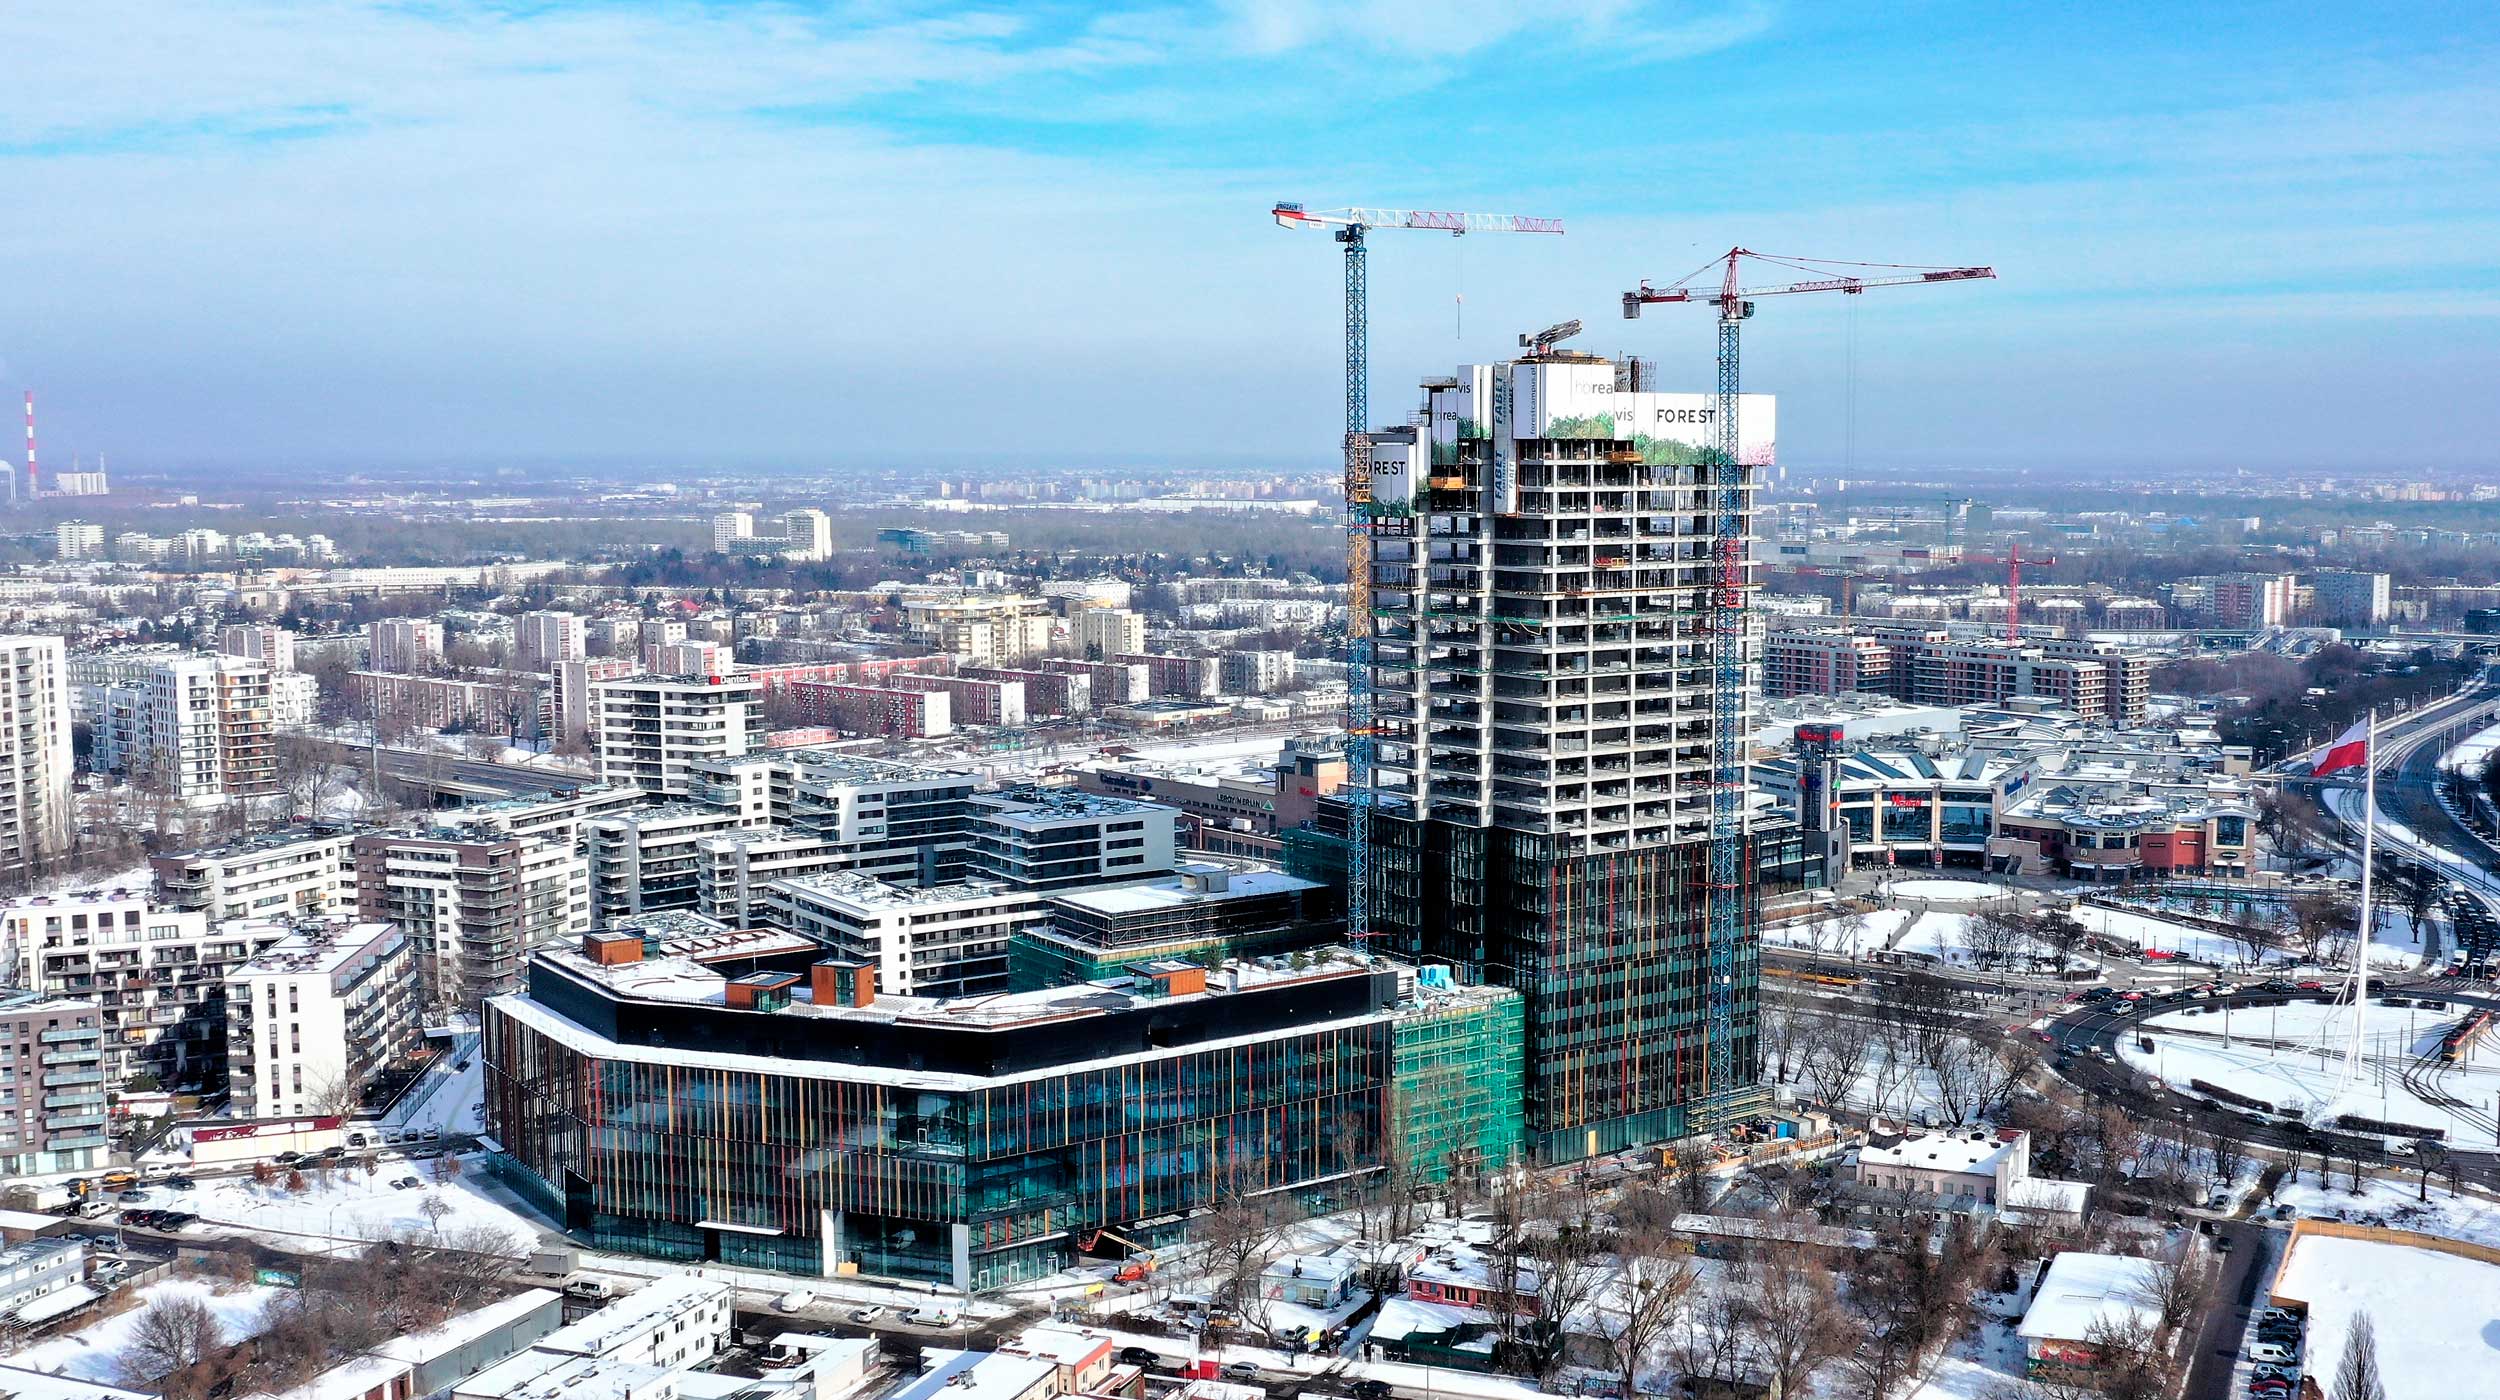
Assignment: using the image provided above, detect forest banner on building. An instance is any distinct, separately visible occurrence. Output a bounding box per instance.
[1509,361,1776,466]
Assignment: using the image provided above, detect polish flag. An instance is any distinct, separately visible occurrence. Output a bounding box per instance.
[2313,718,2370,777]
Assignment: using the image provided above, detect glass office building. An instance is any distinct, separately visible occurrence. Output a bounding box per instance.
[485,934,1400,1291]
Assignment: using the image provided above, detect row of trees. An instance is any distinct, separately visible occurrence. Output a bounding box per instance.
[122,1221,529,1400]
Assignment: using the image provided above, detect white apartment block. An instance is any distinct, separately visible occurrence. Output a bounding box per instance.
[1069,606,1146,659]
[270,670,319,729]
[905,594,1053,664]
[1220,649,1294,696]
[0,891,286,1087]
[224,917,418,1119]
[593,672,765,796]
[765,872,1045,998]
[355,826,592,1008]
[554,657,637,742]
[693,827,846,927]
[587,804,760,919]
[711,511,756,553]
[153,827,358,922]
[53,523,104,561]
[370,617,445,674]
[0,637,73,883]
[218,624,297,672]
[80,653,278,802]
[516,611,587,672]
[783,508,833,562]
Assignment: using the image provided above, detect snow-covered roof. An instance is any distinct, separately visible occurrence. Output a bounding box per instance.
[0,1364,150,1400]
[2003,1178,2094,1219]
[1859,1127,2022,1177]
[887,1351,1055,1400]
[1262,1253,1356,1285]
[2015,1252,2164,1343]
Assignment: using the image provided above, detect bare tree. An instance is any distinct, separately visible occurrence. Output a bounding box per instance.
[2081,1314,2175,1400]
[2330,1310,2386,1400]
[1760,994,1808,1087]
[1522,1233,1608,1384]
[120,1294,227,1387]
[2125,1245,2212,1336]
[2222,906,2274,969]
[1963,908,2030,974]
[1605,1241,1699,1400]
[1666,1276,1751,1389]
[1743,1252,1851,1400]
[1800,1013,1874,1109]
[2035,909,2090,974]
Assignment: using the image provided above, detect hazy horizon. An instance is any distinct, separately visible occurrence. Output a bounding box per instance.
[4,3,2495,477]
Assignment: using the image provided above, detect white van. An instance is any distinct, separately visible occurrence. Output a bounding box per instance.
[907,1305,959,1327]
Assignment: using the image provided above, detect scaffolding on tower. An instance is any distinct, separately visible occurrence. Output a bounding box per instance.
[1625,248,1994,1122]
[1273,203,1563,946]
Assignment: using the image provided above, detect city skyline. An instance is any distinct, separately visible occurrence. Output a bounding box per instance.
[1,3,2495,473]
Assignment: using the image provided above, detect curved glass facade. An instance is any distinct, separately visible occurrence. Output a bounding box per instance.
[486,999,1393,1292]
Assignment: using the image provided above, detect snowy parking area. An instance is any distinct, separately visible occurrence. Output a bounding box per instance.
[2273,1236,2500,1396]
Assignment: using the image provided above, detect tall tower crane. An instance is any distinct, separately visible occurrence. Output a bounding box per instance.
[1273,203,1564,946]
[1623,248,1993,1120]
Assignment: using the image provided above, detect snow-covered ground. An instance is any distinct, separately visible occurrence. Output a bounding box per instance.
[185,1152,550,1253]
[2124,996,2500,1138]
[2070,904,2299,967]
[3,1276,280,1382]
[2440,717,2500,775]
[1883,878,2010,904]
[383,1033,486,1137]
[2272,1236,2500,1399]
[2269,1174,2500,1251]
[1766,905,2084,973]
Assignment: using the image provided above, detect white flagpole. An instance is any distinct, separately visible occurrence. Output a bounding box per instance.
[2347,709,2377,1089]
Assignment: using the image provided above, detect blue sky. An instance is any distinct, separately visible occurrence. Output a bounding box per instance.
[2,1,2495,475]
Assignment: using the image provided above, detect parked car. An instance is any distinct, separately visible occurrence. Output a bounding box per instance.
[906,1306,958,1327]
[2248,1342,2298,1365]
[164,1175,195,1191]
[1118,1348,1161,1367]
[773,1290,816,1314]
[564,1277,615,1301]
[1351,1382,1392,1400]
[852,1306,887,1324]
[1220,1363,1260,1382]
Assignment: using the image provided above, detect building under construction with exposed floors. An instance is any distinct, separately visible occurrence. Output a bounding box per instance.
[1295,347,1775,1162]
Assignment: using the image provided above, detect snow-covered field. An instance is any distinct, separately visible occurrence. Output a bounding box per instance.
[1884,878,2010,904]
[2273,1236,2500,1398]
[1766,904,2085,973]
[2070,904,2290,966]
[3,1277,280,1382]
[2269,1174,2500,1251]
[2440,717,2500,775]
[2123,996,2500,1139]
[187,1153,550,1252]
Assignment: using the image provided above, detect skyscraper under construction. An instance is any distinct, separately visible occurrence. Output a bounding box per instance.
[1335,345,1773,1162]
